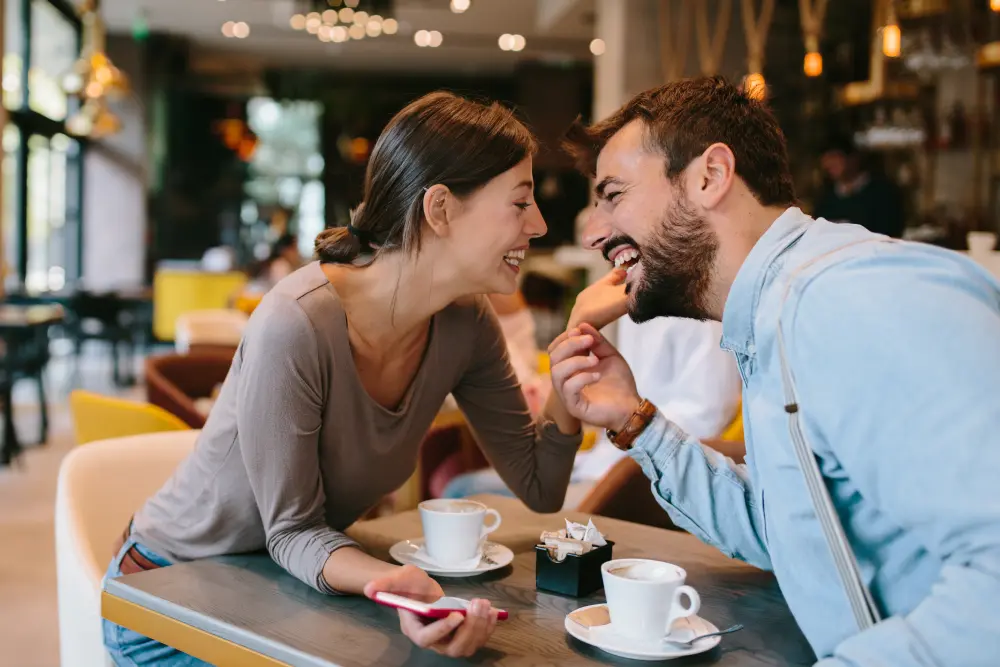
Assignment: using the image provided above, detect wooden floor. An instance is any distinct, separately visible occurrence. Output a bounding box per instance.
[0,342,146,667]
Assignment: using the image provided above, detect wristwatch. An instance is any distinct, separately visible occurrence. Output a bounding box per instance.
[607,398,657,451]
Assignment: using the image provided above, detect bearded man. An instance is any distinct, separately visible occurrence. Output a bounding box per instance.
[550,76,1000,666]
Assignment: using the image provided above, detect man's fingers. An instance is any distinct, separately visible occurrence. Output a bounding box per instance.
[577,323,621,358]
[546,328,577,355]
[561,369,601,400]
[549,334,595,366]
[550,354,598,385]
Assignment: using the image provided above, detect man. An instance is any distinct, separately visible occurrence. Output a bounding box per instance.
[550,77,1000,665]
[442,314,741,505]
[815,136,905,238]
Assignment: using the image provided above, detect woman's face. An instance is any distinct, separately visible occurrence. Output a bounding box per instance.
[442,157,546,295]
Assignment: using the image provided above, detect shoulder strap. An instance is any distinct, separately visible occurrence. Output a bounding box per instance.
[775,238,885,631]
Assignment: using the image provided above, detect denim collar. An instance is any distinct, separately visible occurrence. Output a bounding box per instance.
[720,207,811,357]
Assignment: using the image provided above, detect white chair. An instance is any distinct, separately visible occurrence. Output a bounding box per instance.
[55,430,200,667]
[173,309,248,353]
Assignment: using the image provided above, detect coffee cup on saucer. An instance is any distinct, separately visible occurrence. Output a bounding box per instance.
[418,499,502,568]
[601,559,701,642]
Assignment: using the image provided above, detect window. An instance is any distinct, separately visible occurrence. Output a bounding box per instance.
[2,125,20,289]
[3,0,24,109]
[28,0,77,121]
[25,133,74,292]
[2,0,82,292]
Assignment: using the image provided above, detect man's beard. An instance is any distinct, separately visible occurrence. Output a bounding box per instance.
[630,195,718,323]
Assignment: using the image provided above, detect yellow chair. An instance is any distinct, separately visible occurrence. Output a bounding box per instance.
[720,402,744,442]
[69,391,190,446]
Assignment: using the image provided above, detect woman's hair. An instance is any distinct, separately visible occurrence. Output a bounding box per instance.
[315,91,537,264]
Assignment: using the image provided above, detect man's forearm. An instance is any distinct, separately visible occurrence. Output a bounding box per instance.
[629,411,770,570]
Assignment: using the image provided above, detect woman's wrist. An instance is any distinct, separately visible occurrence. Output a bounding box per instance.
[322,546,399,595]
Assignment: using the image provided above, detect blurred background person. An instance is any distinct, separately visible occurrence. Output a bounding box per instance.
[815,136,905,238]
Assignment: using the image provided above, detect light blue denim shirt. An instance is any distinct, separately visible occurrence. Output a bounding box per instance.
[629,207,1000,665]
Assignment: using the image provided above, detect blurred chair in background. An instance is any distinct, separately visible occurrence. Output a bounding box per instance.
[173,309,246,355]
[55,431,199,667]
[69,390,189,446]
[145,351,234,429]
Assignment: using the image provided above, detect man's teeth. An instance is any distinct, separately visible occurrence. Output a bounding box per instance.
[503,248,525,267]
[626,260,641,277]
[613,248,640,268]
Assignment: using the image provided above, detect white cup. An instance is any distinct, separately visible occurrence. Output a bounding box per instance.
[968,231,997,257]
[418,499,502,567]
[601,559,701,642]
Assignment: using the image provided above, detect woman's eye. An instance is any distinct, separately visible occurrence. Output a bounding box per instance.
[514,202,533,211]
[606,191,622,203]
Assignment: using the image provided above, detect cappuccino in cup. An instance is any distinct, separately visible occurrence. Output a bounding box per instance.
[418,499,501,567]
[601,559,701,641]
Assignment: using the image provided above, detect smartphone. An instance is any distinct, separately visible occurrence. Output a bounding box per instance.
[373,592,509,620]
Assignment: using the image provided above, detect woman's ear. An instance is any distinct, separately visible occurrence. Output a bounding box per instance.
[422,185,451,238]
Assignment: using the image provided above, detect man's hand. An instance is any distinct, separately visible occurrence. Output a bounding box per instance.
[364,565,499,658]
[548,322,642,432]
[568,268,629,331]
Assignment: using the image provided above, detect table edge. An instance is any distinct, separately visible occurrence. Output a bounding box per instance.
[102,582,341,667]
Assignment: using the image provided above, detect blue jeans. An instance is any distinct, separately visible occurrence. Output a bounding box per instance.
[102,538,210,667]
[441,469,517,499]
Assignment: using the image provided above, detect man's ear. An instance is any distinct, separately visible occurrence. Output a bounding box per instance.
[423,185,451,238]
[692,142,736,209]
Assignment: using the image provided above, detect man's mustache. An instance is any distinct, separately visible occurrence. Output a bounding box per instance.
[601,234,641,263]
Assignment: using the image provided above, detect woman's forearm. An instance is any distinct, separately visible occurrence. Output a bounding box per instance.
[322,546,399,595]
[542,383,581,436]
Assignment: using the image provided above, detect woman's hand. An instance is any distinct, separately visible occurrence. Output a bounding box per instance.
[568,268,629,331]
[364,565,499,658]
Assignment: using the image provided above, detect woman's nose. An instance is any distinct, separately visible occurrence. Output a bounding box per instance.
[525,207,547,238]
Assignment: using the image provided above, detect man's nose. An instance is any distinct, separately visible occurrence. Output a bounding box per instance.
[582,206,611,251]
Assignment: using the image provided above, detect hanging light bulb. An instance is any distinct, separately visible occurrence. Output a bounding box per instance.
[992,0,1000,12]
[744,73,767,100]
[882,2,901,58]
[63,1,129,138]
[803,35,822,77]
[804,51,823,76]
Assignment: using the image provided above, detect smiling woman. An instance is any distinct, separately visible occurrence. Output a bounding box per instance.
[103,91,621,666]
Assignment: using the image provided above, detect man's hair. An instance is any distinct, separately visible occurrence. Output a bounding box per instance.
[564,76,796,207]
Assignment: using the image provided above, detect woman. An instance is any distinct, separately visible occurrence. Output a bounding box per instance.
[103,92,602,665]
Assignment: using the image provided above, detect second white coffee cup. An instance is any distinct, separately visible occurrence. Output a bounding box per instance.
[418,499,502,567]
[601,558,701,642]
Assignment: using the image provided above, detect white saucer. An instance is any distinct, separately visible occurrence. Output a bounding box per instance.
[389,539,514,577]
[565,604,722,661]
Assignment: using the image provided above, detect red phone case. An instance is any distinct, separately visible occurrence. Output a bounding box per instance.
[374,592,509,620]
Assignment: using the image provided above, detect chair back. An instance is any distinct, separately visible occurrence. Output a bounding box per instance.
[69,390,189,445]
[174,309,247,354]
[54,431,199,667]
[145,351,235,428]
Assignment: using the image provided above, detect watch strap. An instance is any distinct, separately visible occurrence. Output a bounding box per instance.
[607,399,657,450]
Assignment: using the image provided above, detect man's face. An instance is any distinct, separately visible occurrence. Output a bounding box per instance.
[583,120,718,322]
[820,150,847,182]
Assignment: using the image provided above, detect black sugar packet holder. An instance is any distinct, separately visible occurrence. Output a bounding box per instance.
[535,540,615,597]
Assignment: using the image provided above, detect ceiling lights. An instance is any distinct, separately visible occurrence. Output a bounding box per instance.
[498,33,525,52]
[589,38,605,56]
[223,21,250,39]
[291,2,401,46]
[415,30,443,47]
[450,0,471,12]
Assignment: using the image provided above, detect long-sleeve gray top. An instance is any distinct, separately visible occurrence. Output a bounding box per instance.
[132,262,581,593]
